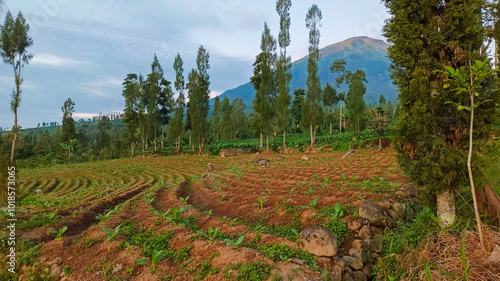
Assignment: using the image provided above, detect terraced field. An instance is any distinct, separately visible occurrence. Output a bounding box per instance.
[3,149,409,280]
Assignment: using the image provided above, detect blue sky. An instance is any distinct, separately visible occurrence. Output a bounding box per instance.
[0,0,389,129]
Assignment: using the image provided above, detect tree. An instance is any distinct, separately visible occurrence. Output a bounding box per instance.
[345,70,367,133]
[438,59,498,250]
[0,11,33,163]
[189,46,211,153]
[251,23,277,150]
[137,74,149,151]
[322,82,338,134]
[291,88,305,129]
[330,59,348,132]
[122,73,140,155]
[96,116,111,151]
[221,96,232,140]
[213,96,221,141]
[61,98,76,143]
[169,53,185,152]
[231,98,246,139]
[276,0,292,150]
[383,0,500,228]
[370,106,389,149]
[379,94,386,106]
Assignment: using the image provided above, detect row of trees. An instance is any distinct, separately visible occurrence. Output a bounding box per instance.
[122,47,211,154]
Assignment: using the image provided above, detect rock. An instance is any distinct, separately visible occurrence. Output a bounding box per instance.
[51,266,61,277]
[201,173,212,180]
[361,263,372,277]
[358,225,371,240]
[349,247,367,263]
[220,151,226,157]
[301,155,309,161]
[256,158,270,167]
[359,200,392,228]
[300,226,338,257]
[352,271,368,281]
[377,200,391,209]
[342,256,363,270]
[351,239,364,249]
[348,219,363,232]
[341,151,356,159]
[366,250,374,263]
[369,234,384,253]
[112,263,123,274]
[50,258,62,266]
[275,156,287,161]
[390,202,406,220]
[343,272,354,281]
[207,163,214,171]
[331,265,343,281]
[290,258,304,265]
[400,183,419,197]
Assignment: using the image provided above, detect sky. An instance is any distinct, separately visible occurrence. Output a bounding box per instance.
[0,0,389,129]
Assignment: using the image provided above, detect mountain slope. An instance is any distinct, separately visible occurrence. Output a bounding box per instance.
[211,36,397,112]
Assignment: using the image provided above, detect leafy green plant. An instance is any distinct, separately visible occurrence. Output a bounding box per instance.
[253,196,269,210]
[219,193,226,203]
[223,261,272,281]
[135,258,149,266]
[102,224,122,241]
[461,229,471,281]
[340,173,347,181]
[309,197,319,209]
[179,196,189,204]
[49,226,67,241]
[196,227,220,245]
[305,187,314,196]
[224,235,245,249]
[150,250,164,272]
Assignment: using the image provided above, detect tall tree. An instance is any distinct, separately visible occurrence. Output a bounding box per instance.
[276,0,292,150]
[122,73,140,155]
[302,4,323,147]
[137,74,149,151]
[231,98,246,139]
[213,96,221,141]
[379,94,386,106]
[330,59,348,132]
[169,53,185,152]
[96,116,111,151]
[61,98,76,143]
[189,46,211,153]
[291,88,305,129]
[0,11,33,163]
[221,96,232,140]
[251,23,277,150]
[345,70,367,133]
[322,82,338,134]
[383,0,500,227]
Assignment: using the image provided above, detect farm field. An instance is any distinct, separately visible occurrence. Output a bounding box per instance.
[3,149,409,280]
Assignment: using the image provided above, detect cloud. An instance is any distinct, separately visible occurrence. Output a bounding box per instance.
[73,113,98,119]
[31,54,83,67]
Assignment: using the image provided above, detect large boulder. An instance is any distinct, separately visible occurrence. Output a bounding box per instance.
[396,183,419,197]
[299,226,338,257]
[359,200,393,228]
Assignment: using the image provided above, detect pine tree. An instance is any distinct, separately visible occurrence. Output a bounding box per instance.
[302,4,323,147]
[0,11,33,163]
[190,46,211,153]
[251,23,277,150]
[383,0,500,227]
[276,0,292,150]
[291,89,305,129]
[231,98,246,139]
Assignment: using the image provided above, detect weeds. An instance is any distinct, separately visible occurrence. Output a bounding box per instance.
[49,226,67,241]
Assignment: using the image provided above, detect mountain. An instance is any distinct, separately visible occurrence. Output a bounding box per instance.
[210,36,397,112]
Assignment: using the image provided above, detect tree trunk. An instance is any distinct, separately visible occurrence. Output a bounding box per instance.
[310,123,314,147]
[379,138,382,150]
[339,101,342,132]
[131,142,135,155]
[330,122,332,135]
[161,128,164,149]
[437,188,456,228]
[10,131,17,164]
[260,133,263,149]
[266,135,269,151]
[468,94,485,250]
[283,130,287,150]
[189,134,191,146]
[154,123,157,151]
[177,136,181,152]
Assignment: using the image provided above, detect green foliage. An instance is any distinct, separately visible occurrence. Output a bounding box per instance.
[196,226,226,245]
[18,239,42,266]
[151,250,165,271]
[195,260,220,280]
[253,196,269,210]
[49,226,67,241]
[257,243,318,271]
[102,224,122,241]
[223,262,273,281]
[18,212,61,229]
[224,235,245,249]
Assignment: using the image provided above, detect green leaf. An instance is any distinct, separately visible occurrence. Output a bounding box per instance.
[49,229,58,234]
[443,83,450,89]
[135,259,149,265]
[102,227,112,234]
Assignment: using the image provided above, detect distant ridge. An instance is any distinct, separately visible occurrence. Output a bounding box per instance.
[210,36,397,112]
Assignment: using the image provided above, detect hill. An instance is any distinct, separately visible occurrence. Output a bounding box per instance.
[210,36,397,112]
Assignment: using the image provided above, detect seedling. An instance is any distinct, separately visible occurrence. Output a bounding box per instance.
[309,197,319,209]
[197,227,220,244]
[305,187,314,196]
[339,173,347,181]
[49,226,67,241]
[102,224,122,241]
[135,258,149,266]
[150,250,164,272]
[253,196,269,210]
[224,234,245,249]
[219,193,226,203]
[179,196,189,204]
[203,209,213,215]
[312,174,319,181]
[261,187,269,195]
[331,204,344,220]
